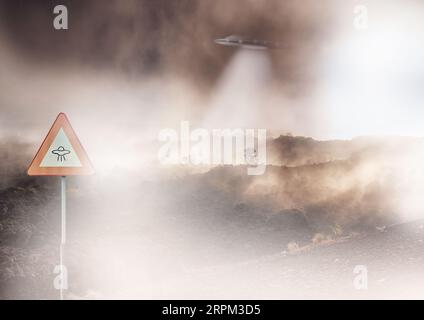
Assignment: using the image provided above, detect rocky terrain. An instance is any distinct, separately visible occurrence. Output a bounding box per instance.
[1,135,424,299]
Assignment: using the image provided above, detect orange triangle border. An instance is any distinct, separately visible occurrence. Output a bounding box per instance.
[28,113,95,176]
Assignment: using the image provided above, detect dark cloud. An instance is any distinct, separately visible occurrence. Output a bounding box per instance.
[0,0,334,84]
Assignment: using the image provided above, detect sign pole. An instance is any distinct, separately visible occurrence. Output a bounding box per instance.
[60,176,66,300]
[27,113,94,299]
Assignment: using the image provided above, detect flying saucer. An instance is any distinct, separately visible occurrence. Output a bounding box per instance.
[214,35,284,50]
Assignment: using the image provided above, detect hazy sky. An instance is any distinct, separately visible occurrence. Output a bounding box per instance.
[1,0,424,142]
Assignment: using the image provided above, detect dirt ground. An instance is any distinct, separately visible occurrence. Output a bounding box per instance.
[1,173,423,300]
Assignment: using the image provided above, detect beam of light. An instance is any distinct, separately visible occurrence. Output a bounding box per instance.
[202,49,272,129]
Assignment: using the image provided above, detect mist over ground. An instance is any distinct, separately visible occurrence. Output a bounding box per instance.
[1,0,424,299]
[2,135,424,299]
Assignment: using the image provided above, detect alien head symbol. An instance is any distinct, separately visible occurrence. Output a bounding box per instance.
[52,146,71,162]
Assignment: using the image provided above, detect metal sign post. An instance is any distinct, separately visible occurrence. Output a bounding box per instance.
[60,176,66,300]
[27,113,94,300]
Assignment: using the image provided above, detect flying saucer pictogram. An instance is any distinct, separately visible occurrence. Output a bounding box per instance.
[52,146,71,162]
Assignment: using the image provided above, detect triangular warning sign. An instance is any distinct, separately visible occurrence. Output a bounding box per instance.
[28,113,95,176]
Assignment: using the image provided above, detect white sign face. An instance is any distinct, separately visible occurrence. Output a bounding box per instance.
[40,128,82,167]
